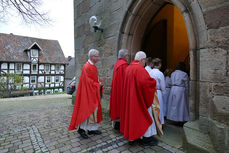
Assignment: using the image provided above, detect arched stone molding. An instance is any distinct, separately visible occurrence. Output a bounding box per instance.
[117,0,208,120]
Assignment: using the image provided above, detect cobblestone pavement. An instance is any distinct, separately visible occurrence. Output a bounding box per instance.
[0,94,184,153]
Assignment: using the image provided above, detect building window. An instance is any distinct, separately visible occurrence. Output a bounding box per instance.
[31,76,36,84]
[31,49,38,57]
[32,64,37,71]
[45,64,50,73]
[55,76,59,83]
[46,76,51,83]
[56,65,60,72]
[16,63,22,71]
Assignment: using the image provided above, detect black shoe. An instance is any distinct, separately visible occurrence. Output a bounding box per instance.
[114,122,120,130]
[88,130,102,135]
[139,137,158,146]
[139,140,158,146]
[145,140,158,146]
[128,140,136,146]
[78,128,89,139]
[128,139,139,146]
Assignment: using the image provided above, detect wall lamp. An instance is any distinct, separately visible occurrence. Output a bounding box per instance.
[89,16,103,32]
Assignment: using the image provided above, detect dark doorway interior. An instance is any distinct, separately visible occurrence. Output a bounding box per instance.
[142,20,167,72]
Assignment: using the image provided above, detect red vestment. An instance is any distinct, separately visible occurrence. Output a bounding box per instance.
[120,60,156,140]
[68,62,103,130]
[109,58,128,121]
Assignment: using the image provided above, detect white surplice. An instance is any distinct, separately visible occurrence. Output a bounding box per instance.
[149,68,166,124]
[163,76,172,117]
[145,65,152,74]
[143,66,157,137]
[79,119,99,131]
[167,70,189,122]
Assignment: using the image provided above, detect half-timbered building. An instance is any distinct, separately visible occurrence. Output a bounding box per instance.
[0,33,67,95]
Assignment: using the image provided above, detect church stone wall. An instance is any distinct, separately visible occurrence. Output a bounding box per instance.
[74,0,129,101]
[74,0,229,151]
[198,0,229,152]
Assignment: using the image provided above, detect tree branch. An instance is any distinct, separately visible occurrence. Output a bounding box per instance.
[0,0,51,25]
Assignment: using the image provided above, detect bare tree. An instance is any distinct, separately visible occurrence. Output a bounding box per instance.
[0,0,50,25]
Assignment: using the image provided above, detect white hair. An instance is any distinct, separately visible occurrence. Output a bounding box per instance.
[134,51,146,60]
[88,49,99,58]
[118,49,128,59]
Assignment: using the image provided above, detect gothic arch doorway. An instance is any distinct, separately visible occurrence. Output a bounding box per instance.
[141,4,190,73]
[142,19,167,71]
[117,0,207,121]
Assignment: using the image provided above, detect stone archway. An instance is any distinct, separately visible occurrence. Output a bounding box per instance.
[117,0,207,121]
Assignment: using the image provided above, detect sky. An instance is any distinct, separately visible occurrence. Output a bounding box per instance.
[0,0,74,57]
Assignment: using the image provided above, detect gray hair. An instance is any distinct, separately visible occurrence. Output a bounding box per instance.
[118,49,128,59]
[134,51,146,60]
[88,49,99,58]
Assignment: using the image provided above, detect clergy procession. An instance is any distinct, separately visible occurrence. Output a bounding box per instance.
[69,48,189,146]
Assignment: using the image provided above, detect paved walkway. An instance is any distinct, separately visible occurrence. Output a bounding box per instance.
[0,94,184,153]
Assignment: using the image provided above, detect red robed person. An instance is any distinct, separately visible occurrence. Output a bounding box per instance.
[120,51,158,146]
[109,49,129,130]
[68,49,103,139]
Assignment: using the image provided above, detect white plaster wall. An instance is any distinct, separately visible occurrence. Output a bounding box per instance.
[38,76,44,82]
[51,76,55,83]
[2,70,8,73]
[60,76,64,81]
[39,64,44,69]
[23,64,30,69]
[9,70,14,74]
[51,65,55,70]
[24,76,29,83]
[1,63,7,69]
[23,84,29,88]
[60,65,64,70]
[23,70,30,74]
[38,83,44,88]
[9,63,14,69]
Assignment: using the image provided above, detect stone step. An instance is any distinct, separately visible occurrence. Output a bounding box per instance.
[183,121,217,153]
[209,119,229,153]
[212,96,229,125]
[210,96,229,153]
[155,122,183,149]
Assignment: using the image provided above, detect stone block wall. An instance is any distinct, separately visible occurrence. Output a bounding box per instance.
[74,0,129,114]
[74,1,229,151]
[197,0,229,152]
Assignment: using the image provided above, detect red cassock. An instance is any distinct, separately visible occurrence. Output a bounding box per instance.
[120,60,156,140]
[109,58,128,121]
[68,62,103,131]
